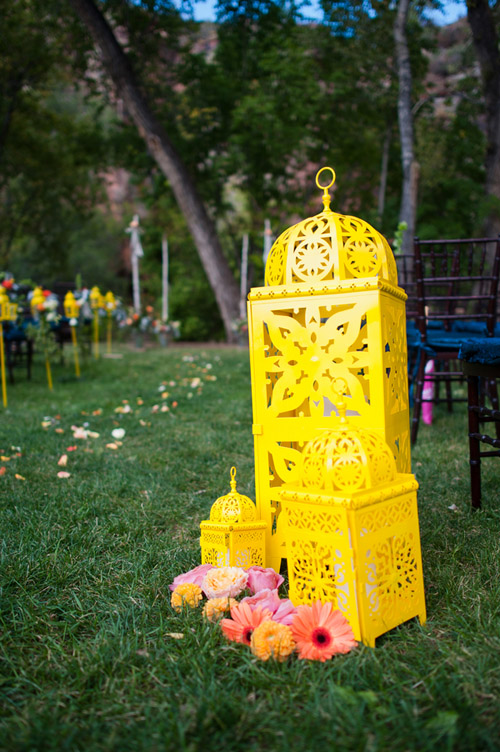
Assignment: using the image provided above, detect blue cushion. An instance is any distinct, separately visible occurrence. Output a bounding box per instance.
[459,338,500,366]
[452,320,489,336]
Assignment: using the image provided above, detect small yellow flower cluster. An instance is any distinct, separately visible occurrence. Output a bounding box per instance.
[171,583,203,612]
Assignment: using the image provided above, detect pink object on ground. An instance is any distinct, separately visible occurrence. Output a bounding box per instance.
[422,359,435,425]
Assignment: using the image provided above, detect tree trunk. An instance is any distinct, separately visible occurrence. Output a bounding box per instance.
[466,0,500,237]
[377,124,391,223]
[394,0,418,253]
[67,0,240,342]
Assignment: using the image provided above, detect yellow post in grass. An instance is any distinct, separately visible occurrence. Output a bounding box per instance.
[0,287,17,407]
[30,286,53,391]
[89,286,101,359]
[104,291,116,354]
[64,292,80,378]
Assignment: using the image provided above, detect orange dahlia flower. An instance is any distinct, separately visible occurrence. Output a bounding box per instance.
[170,583,203,612]
[251,620,295,662]
[220,603,270,646]
[291,601,357,661]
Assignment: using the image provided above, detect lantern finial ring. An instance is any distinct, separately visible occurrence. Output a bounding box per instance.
[315,166,336,211]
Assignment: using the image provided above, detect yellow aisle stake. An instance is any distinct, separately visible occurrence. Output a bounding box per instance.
[89,286,101,359]
[200,467,267,568]
[279,395,426,647]
[104,291,116,354]
[30,286,53,391]
[247,167,410,570]
[64,292,80,378]
[0,288,17,407]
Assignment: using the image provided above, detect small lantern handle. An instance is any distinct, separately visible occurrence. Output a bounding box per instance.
[230,466,237,492]
[316,166,336,212]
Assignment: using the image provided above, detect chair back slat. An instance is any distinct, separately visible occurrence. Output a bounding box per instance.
[414,236,500,340]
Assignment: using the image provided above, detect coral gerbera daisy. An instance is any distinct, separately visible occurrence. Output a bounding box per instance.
[251,620,295,662]
[291,601,357,661]
[220,603,270,646]
[170,583,203,612]
[203,597,238,622]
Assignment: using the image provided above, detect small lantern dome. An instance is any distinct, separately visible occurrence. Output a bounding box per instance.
[265,167,398,287]
[300,417,397,494]
[209,467,257,523]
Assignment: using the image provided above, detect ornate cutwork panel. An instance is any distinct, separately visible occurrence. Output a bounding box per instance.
[357,496,416,533]
[382,301,408,415]
[264,208,397,288]
[262,301,371,420]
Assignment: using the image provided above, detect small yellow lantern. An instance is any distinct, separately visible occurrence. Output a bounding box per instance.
[30,286,45,315]
[200,467,267,568]
[90,286,102,358]
[104,291,116,354]
[0,286,17,408]
[64,291,80,378]
[279,405,426,648]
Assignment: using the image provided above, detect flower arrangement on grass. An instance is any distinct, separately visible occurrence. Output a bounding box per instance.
[170,564,357,663]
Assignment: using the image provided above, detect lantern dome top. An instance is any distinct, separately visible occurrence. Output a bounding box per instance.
[265,167,398,287]
[209,466,257,523]
[299,408,397,494]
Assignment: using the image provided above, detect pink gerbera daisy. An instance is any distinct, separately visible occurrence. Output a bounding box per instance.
[220,603,270,646]
[291,601,357,661]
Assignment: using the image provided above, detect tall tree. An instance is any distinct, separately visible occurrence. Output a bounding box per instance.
[466,0,500,236]
[67,0,241,341]
[394,0,417,252]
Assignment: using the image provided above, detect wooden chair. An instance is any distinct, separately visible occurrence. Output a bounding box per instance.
[459,339,500,508]
[411,236,500,444]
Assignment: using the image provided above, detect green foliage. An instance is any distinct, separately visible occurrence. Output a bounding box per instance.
[0,346,500,750]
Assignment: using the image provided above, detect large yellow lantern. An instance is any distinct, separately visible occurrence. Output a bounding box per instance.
[279,405,426,647]
[247,167,411,569]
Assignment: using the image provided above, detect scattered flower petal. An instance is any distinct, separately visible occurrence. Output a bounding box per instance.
[106,443,119,450]
[448,504,458,512]
[0,467,6,476]
[58,454,68,467]
[165,633,184,640]
[15,474,25,481]
[57,471,71,479]
[111,428,126,440]
[66,446,78,452]
[55,428,64,434]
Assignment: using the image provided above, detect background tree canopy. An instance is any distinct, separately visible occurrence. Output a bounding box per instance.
[0,0,497,340]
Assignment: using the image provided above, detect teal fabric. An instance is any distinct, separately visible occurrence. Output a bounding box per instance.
[458,338,500,366]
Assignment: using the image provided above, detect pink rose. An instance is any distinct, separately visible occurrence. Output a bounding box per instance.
[241,588,298,626]
[246,566,284,595]
[169,564,214,592]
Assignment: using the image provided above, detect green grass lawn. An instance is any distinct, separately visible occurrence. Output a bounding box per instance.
[1,344,499,752]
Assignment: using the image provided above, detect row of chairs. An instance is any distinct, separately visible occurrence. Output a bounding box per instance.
[397,237,500,508]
